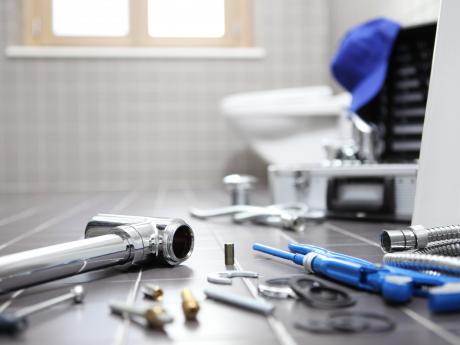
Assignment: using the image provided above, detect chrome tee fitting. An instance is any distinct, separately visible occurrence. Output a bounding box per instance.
[0,214,194,294]
[381,224,460,253]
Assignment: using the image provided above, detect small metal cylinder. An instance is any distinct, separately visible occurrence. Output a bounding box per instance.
[225,243,235,266]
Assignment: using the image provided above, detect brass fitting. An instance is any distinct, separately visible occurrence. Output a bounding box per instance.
[142,284,164,301]
[181,288,200,321]
[144,305,174,328]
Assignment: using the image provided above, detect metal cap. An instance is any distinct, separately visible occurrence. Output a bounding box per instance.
[223,174,258,205]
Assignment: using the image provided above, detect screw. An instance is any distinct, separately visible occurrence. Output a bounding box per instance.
[109,301,173,329]
[142,284,163,301]
[0,285,85,334]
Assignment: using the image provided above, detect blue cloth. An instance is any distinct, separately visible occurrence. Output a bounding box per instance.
[331,18,401,112]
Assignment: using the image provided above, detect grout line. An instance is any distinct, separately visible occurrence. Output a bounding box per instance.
[0,196,102,251]
[112,268,143,345]
[0,207,37,227]
[185,185,298,345]
[323,222,382,249]
[0,289,24,313]
[207,213,299,345]
[0,195,103,312]
[109,190,142,214]
[111,186,162,345]
[108,277,195,283]
[401,307,460,345]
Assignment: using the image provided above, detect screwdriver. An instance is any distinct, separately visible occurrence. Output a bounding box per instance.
[0,285,85,334]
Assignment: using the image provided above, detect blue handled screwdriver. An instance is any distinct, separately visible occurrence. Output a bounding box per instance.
[0,285,84,334]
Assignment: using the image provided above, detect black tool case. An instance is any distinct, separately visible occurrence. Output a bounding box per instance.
[359,22,437,162]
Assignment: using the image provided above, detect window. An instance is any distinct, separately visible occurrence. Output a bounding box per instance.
[23,0,252,47]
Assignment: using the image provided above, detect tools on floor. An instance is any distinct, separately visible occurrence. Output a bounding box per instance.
[111,285,201,330]
[204,288,274,316]
[0,285,85,334]
[110,301,174,329]
[191,203,323,232]
[0,214,195,294]
[207,271,259,285]
[190,173,323,232]
[253,242,460,313]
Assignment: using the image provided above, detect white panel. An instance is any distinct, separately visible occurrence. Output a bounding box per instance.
[412,0,460,227]
[148,0,225,38]
[52,0,129,37]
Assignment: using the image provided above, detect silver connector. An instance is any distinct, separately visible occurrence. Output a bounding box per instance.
[380,224,460,252]
[223,174,257,205]
[0,214,194,294]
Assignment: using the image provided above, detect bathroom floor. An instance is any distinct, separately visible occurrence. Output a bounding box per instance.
[0,188,458,345]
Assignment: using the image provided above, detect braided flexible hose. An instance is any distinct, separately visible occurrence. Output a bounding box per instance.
[381,224,460,252]
[383,252,460,276]
[417,239,460,256]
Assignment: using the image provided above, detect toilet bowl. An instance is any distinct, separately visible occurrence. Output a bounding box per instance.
[221,86,351,165]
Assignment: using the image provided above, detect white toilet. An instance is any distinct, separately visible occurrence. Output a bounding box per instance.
[221,86,351,165]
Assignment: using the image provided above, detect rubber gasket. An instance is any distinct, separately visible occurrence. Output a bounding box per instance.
[329,312,396,333]
[295,312,396,334]
[289,276,355,309]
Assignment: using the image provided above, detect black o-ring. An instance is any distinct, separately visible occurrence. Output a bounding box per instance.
[265,275,306,287]
[289,276,355,309]
[329,312,396,333]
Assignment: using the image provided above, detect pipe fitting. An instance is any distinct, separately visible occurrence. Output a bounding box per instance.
[380,224,460,253]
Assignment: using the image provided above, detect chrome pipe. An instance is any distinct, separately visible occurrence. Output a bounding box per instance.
[0,214,194,294]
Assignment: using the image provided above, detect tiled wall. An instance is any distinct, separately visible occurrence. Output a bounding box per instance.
[0,0,330,192]
[0,0,440,192]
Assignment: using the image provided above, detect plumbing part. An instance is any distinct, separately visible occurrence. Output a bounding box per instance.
[0,214,194,294]
[381,224,460,252]
[142,284,163,301]
[204,287,274,315]
[207,271,259,285]
[223,174,257,205]
[349,112,380,163]
[190,203,323,232]
[258,277,299,299]
[288,276,355,309]
[295,312,395,334]
[383,252,460,276]
[252,242,460,313]
[181,288,200,321]
[0,285,84,334]
[258,284,296,299]
[110,301,173,328]
[417,239,460,256]
[225,243,235,266]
